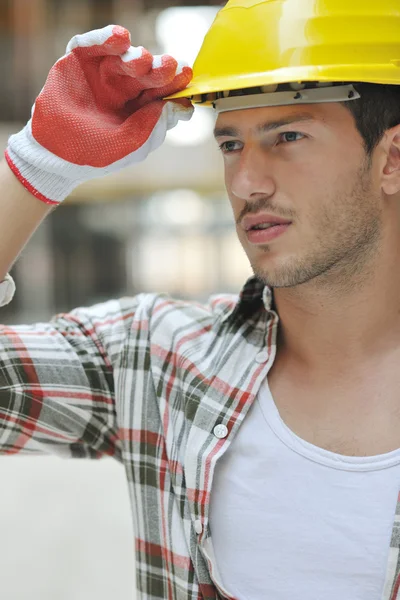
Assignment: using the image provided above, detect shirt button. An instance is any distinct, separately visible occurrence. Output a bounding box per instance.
[213,424,228,439]
[194,520,203,534]
[255,350,269,363]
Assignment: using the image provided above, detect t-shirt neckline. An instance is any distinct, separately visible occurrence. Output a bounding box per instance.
[258,378,400,472]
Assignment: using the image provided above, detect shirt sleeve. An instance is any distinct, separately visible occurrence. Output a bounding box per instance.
[0,288,143,460]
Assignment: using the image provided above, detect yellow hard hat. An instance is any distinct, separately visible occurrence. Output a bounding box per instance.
[168,0,400,111]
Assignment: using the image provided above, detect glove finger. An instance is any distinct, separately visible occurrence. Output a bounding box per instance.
[98,52,192,110]
[114,52,192,90]
[66,24,131,58]
[128,61,193,110]
[97,47,154,104]
[138,55,192,91]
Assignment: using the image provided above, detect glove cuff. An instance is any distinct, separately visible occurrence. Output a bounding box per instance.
[6,124,80,205]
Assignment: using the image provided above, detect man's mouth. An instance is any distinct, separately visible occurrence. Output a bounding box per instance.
[242,213,293,233]
[250,223,280,231]
[244,220,292,245]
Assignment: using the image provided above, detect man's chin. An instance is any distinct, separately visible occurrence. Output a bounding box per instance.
[252,261,313,289]
[252,268,292,289]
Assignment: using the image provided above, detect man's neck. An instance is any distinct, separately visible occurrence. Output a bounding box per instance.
[272,254,400,374]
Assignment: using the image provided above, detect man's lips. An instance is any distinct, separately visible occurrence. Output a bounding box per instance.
[245,223,291,244]
[241,213,292,232]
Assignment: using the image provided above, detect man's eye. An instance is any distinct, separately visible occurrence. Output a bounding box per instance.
[279,132,305,144]
[219,141,242,154]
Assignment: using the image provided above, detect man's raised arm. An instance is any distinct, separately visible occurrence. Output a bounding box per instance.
[0,24,193,287]
[0,160,51,282]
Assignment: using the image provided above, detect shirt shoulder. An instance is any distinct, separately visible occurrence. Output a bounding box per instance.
[51,291,241,351]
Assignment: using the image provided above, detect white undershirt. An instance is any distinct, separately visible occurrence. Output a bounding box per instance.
[209,377,400,600]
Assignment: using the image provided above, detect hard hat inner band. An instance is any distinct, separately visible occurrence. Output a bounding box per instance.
[211,84,360,113]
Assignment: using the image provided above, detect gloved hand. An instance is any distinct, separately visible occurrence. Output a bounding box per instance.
[5,25,194,206]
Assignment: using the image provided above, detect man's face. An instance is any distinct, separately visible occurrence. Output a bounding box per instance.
[214,102,382,288]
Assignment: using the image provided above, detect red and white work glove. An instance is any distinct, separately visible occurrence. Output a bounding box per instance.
[5,25,194,206]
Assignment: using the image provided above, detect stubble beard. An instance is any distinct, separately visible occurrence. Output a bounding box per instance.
[250,160,382,292]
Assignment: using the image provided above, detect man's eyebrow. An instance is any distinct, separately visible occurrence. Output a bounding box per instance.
[213,113,317,139]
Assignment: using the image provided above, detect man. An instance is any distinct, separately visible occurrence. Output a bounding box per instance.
[1,0,400,598]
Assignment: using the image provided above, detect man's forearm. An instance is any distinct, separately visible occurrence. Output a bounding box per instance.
[0,160,52,281]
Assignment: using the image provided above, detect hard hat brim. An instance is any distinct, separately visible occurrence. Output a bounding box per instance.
[166,63,400,105]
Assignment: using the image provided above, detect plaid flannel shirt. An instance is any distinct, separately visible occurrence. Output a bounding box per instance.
[0,273,400,600]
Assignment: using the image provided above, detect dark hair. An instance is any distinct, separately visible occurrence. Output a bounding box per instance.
[343,83,400,156]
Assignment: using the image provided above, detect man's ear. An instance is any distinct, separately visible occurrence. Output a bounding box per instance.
[381,125,400,196]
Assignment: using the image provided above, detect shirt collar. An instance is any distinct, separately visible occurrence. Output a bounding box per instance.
[221,276,273,324]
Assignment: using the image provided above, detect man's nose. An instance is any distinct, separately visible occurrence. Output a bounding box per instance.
[230,146,276,201]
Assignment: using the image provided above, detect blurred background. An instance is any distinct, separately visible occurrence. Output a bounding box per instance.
[0,1,252,598]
